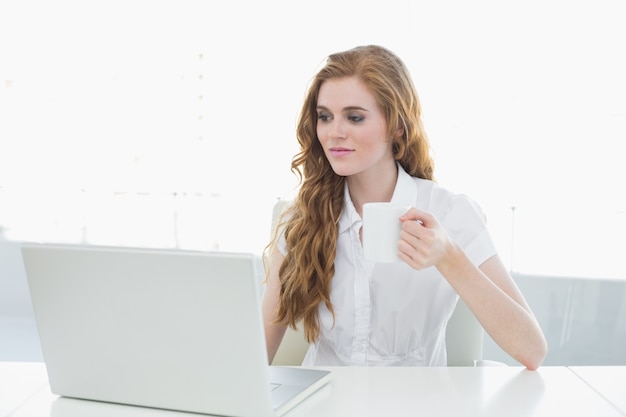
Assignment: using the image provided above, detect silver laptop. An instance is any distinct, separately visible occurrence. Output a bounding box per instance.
[22,242,330,417]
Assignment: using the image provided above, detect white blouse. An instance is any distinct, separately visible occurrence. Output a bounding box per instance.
[280,164,496,366]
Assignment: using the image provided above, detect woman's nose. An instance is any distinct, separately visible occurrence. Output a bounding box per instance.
[328,119,347,139]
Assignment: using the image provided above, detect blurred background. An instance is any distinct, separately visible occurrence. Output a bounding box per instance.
[1,0,625,364]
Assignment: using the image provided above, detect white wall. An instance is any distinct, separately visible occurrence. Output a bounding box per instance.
[0,231,42,361]
[0,230,33,318]
[2,0,625,277]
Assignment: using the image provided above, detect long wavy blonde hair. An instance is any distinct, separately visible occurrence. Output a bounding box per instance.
[271,45,434,342]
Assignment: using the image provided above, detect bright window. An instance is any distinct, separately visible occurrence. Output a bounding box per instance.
[1,0,624,279]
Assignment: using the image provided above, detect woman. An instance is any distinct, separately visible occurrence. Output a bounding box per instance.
[262,45,547,369]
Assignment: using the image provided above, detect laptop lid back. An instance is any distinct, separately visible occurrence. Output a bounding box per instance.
[22,243,275,417]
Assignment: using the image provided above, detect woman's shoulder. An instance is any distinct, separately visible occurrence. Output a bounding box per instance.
[411,176,466,203]
[411,177,485,221]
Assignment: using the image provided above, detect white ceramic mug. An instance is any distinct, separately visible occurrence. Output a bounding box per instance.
[362,202,411,263]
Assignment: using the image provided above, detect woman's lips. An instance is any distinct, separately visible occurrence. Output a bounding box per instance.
[329,147,354,157]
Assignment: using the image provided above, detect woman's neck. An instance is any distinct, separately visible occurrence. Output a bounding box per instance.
[347,162,398,216]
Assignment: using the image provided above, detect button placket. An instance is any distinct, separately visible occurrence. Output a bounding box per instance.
[351,220,373,365]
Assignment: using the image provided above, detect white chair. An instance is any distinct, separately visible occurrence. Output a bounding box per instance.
[445,298,484,366]
[269,199,490,367]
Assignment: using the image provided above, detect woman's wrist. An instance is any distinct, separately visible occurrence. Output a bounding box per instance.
[435,241,467,279]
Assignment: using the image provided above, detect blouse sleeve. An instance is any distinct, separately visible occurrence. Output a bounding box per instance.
[438,193,497,267]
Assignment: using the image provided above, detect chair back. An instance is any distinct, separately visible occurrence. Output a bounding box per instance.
[445,298,484,366]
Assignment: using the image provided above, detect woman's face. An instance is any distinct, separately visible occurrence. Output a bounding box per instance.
[316,76,395,178]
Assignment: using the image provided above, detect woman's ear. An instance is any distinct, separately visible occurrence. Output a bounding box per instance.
[394,122,405,140]
[391,120,406,157]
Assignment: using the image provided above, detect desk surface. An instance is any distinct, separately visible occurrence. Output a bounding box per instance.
[570,366,626,415]
[3,363,624,417]
[287,366,625,417]
[0,362,49,417]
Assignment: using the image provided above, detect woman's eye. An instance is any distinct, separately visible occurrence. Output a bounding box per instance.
[317,113,331,122]
[348,115,364,123]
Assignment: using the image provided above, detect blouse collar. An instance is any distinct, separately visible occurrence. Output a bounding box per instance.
[338,162,418,234]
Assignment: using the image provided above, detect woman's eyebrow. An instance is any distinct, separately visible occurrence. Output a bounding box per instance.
[316,105,369,112]
[343,106,369,112]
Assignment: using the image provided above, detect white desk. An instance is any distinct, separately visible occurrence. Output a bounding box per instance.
[286,366,624,417]
[569,366,626,416]
[0,362,49,416]
[3,363,624,417]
